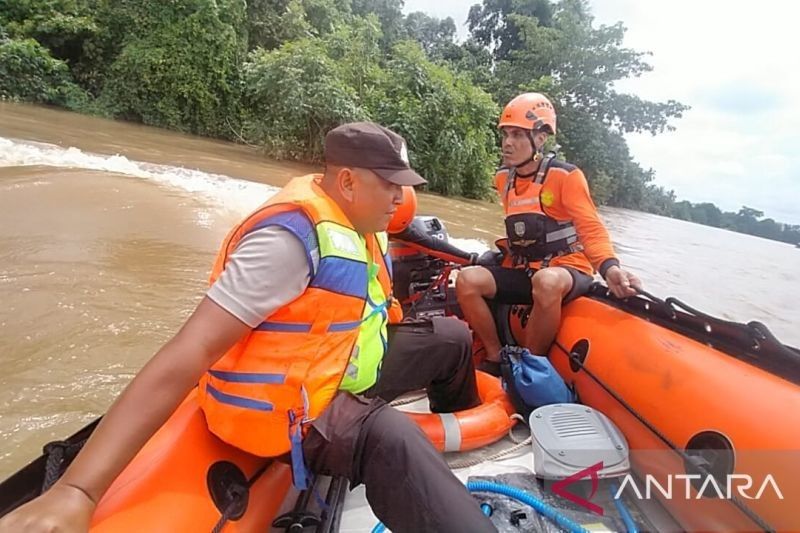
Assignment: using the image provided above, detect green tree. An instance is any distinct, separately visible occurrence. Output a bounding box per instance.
[672,200,692,221]
[99,0,245,136]
[467,0,553,62]
[0,0,111,93]
[691,203,723,227]
[0,0,97,61]
[350,0,405,49]
[403,11,457,56]
[437,38,495,89]
[0,37,87,106]
[242,31,370,161]
[375,41,499,198]
[246,0,309,50]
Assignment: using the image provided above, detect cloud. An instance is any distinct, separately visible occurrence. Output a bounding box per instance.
[695,82,785,115]
[402,0,800,224]
[594,0,800,224]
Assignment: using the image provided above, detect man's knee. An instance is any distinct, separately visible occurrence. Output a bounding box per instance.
[432,317,472,349]
[456,266,494,300]
[531,268,571,304]
[364,405,428,453]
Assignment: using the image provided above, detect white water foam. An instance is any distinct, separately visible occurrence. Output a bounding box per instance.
[0,136,490,250]
[0,136,278,215]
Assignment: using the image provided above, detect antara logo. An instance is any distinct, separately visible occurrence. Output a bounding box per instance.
[550,462,784,516]
[615,473,785,501]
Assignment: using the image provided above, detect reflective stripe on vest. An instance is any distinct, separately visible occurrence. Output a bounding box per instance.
[339,232,391,393]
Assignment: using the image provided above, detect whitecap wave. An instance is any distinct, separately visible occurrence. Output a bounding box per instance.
[0,136,278,214]
[0,136,490,250]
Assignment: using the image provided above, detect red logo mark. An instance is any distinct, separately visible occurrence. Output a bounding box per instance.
[550,462,604,515]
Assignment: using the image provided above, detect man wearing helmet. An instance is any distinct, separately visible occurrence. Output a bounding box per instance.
[456,93,642,366]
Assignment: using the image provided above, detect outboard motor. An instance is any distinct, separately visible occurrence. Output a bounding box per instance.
[389,216,456,318]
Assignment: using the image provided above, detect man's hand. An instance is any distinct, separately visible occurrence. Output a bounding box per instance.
[0,483,95,533]
[475,250,503,267]
[604,265,642,299]
[0,297,250,533]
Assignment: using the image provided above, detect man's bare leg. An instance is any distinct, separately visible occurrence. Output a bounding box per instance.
[525,268,573,354]
[455,267,502,362]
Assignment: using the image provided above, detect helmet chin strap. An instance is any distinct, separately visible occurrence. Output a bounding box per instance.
[512,130,542,178]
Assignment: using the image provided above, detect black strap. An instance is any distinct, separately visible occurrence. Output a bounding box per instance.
[534,152,556,184]
[502,151,557,208]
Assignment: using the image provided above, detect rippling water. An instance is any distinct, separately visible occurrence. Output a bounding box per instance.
[1,102,798,479]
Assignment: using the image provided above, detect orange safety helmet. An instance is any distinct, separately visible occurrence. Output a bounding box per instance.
[388,186,417,234]
[498,93,557,135]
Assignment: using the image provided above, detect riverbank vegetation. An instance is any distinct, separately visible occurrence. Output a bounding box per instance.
[2,0,797,244]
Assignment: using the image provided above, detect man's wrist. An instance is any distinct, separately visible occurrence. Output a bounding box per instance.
[598,258,620,278]
[59,482,98,507]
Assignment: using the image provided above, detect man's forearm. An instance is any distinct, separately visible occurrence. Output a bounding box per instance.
[57,297,249,503]
[58,335,211,501]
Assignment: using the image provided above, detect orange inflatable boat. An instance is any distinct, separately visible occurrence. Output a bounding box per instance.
[1,390,295,532]
[3,215,799,532]
[486,290,800,532]
[393,216,800,532]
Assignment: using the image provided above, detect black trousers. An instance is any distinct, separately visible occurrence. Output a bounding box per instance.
[370,316,481,412]
[302,317,495,532]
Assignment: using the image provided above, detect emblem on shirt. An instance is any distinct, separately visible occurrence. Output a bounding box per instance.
[541,189,555,207]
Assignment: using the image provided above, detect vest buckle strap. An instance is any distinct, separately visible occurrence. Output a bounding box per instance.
[289,414,309,491]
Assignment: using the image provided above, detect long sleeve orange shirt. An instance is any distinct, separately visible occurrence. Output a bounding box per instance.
[494,160,618,277]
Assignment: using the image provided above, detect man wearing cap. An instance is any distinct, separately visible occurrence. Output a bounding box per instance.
[0,122,494,533]
[325,123,481,424]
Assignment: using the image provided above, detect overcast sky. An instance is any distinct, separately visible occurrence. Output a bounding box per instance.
[403,0,800,224]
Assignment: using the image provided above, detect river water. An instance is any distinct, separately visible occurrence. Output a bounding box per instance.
[1,102,798,479]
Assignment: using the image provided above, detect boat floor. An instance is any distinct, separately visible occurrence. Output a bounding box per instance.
[331,396,681,532]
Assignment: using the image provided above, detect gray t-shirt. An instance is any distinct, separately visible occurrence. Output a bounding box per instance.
[207,226,313,327]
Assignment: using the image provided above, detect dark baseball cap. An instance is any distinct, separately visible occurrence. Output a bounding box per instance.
[324,122,427,186]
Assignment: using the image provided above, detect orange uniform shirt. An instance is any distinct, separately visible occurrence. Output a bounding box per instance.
[494,161,617,277]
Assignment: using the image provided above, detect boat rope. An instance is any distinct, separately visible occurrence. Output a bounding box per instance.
[553,341,775,533]
[211,502,240,533]
[389,392,428,407]
[447,414,532,470]
[41,439,88,492]
[609,286,800,386]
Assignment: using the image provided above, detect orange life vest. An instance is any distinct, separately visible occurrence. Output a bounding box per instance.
[198,175,393,462]
[495,154,583,268]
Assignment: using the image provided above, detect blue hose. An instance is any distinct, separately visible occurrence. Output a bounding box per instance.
[609,482,639,533]
[467,480,591,533]
[370,480,591,533]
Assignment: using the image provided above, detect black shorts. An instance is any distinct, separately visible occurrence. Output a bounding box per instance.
[485,265,593,305]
